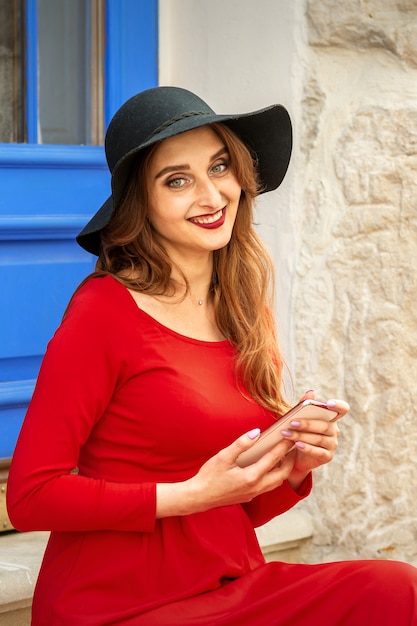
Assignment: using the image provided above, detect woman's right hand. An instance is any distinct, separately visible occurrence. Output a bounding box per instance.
[156,430,295,518]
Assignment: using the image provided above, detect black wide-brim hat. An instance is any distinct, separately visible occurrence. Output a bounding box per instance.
[76,86,292,255]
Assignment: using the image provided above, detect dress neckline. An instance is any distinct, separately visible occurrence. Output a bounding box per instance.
[106,275,231,347]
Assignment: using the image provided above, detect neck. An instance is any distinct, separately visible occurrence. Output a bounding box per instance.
[170,253,214,305]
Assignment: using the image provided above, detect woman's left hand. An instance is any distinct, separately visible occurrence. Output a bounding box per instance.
[281,390,350,490]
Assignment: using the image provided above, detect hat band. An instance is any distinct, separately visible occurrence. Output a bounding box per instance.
[150,110,212,139]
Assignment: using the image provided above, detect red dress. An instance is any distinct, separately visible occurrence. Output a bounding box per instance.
[7,276,417,625]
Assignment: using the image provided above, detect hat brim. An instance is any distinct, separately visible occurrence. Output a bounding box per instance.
[77,104,292,255]
[76,196,114,255]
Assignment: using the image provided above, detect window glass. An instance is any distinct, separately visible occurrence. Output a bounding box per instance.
[38,0,105,144]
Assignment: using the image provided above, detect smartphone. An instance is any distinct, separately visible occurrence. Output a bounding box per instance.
[236,399,339,468]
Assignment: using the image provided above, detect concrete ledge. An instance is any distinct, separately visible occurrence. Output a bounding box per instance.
[256,509,314,562]
[0,531,49,625]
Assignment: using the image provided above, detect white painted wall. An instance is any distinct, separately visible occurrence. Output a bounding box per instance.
[158,0,307,372]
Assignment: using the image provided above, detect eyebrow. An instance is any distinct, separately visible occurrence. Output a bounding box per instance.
[154,146,228,180]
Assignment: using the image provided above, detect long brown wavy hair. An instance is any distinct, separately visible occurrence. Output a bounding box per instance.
[74,123,290,416]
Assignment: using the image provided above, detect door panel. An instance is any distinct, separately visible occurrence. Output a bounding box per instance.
[0,145,107,458]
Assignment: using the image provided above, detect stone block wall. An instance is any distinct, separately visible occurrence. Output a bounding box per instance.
[291,0,417,565]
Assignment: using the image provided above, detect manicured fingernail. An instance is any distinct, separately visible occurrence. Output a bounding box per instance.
[247,428,261,440]
[305,389,315,393]
[290,420,301,428]
[281,429,293,437]
[327,400,337,408]
[295,441,306,449]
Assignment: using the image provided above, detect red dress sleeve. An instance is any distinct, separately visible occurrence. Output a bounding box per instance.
[242,474,312,527]
[7,279,156,533]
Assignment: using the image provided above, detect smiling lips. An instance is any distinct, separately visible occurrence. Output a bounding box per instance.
[189,208,226,229]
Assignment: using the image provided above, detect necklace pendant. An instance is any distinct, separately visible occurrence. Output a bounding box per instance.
[198,299,203,306]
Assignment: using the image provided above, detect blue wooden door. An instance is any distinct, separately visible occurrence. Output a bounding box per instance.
[0,0,158,461]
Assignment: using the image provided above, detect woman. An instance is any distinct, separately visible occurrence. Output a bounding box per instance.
[7,86,417,625]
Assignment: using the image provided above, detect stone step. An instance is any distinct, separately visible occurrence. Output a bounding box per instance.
[0,531,49,626]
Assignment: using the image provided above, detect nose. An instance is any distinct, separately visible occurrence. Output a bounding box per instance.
[195,176,222,209]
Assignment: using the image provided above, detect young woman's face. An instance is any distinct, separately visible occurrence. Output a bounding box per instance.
[146,125,242,262]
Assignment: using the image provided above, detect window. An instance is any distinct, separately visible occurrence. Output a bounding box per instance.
[0,0,105,145]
